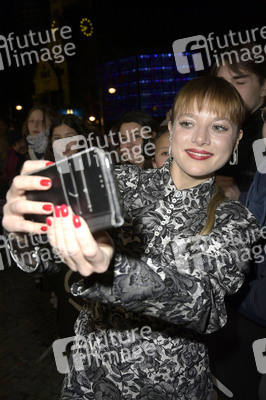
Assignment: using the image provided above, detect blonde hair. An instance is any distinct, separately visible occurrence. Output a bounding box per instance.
[171,75,246,131]
[171,76,246,235]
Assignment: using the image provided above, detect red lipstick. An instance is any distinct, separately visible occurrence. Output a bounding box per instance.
[185,148,213,160]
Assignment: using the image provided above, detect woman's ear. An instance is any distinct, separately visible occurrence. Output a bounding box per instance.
[168,121,172,134]
[234,129,243,149]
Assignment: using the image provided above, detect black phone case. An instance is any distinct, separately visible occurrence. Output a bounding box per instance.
[25,147,124,233]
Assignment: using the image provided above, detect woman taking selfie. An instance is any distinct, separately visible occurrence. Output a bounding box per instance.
[3,76,261,399]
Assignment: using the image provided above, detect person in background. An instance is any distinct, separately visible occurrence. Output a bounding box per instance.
[152,124,170,168]
[3,76,262,399]
[231,105,266,327]
[22,105,57,160]
[210,42,266,200]
[203,106,266,399]
[160,108,172,127]
[44,113,89,162]
[115,110,159,168]
[44,113,90,337]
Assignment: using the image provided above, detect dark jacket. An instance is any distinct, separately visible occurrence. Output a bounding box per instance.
[217,105,265,192]
[233,170,266,327]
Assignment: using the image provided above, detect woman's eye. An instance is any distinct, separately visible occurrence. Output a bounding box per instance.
[133,134,141,140]
[161,151,169,156]
[213,125,228,132]
[235,80,246,86]
[179,121,193,128]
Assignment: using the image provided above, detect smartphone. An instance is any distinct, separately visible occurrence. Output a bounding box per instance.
[25,147,124,233]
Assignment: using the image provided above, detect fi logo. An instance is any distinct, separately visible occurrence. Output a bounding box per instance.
[253,138,266,174]
[252,338,266,374]
[0,35,12,71]
[172,35,211,74]
[52,335,88,374]
[52,135,88,174]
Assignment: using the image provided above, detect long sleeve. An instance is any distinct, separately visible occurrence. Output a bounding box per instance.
[71,199,262,334]
[237,265,266,327]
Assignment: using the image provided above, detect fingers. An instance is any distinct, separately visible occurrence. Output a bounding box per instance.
[3,198,53,233]
[48,205,98,274]
[3,214,50,235]
[20,159,54,175]
[7,175,52,201]
[47,205,113,276]
[3,159,55,235]
[3,166,54,234]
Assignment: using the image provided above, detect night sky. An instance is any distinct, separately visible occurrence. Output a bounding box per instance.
[0,0,265,123]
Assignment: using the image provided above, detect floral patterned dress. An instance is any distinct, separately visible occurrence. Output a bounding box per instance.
[8,159,261,399]
[60,160,260,399]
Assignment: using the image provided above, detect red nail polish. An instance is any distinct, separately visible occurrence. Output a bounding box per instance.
[73,215,81,228]
[55,205,61,218]
[61,204,68,217]
[41,226,47,232]
[40,179,51,187]
[46,217,52,227]
[42,204,53,211]
[45,161,54,166]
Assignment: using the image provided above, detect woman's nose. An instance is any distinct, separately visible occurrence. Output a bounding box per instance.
[191,127,211,146]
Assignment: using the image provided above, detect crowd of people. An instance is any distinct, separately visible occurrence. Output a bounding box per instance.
[1,42,266,399]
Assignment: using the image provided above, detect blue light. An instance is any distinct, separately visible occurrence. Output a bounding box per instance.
[59,108,84,117]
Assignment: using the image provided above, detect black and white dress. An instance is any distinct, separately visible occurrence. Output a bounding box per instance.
[9,159,262,399]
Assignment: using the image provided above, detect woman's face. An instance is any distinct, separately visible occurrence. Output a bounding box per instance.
[27,109,51,136]
[52,124,79,157]
[119,122,144,166]
[152,132,170,168]
[169,108,242,189]
[216,64,266,114]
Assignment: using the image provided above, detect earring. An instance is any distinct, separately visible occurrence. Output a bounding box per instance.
[229,147,238,165]
[168,134,172,156]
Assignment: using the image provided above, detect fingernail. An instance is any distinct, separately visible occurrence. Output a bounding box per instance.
[45,161,54,166]
[41,226,47,232]
[55,205,61,218]
[73,215,81,228]
[46,217,52,227]
[61,204,68,217]
[40,179,51,187]
[42,204,53,211]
